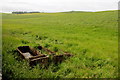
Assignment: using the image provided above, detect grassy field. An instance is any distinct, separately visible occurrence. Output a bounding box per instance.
[2,11,118,79]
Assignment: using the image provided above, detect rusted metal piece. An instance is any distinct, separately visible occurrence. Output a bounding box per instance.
[37,46,55,55]
[17,46,73,66]
[30,56,49,66]
[29,54,46,60]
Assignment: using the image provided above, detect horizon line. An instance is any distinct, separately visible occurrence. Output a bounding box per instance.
[0,9,118,13]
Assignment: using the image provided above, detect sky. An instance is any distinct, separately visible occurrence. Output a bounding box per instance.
[1,0,120,13]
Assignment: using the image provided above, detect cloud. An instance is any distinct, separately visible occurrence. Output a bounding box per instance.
[1,0,119,12]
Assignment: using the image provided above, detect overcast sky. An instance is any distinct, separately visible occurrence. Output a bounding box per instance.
[1,0,120,13]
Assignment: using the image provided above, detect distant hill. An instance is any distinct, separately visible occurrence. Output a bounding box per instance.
[61,11,91,13]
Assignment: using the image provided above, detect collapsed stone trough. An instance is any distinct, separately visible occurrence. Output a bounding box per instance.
[17,46,73,66]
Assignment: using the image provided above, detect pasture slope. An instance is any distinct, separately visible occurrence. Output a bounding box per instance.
[2,10,118,79]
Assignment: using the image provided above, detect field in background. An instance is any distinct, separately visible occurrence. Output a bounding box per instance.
[2,11,118,79]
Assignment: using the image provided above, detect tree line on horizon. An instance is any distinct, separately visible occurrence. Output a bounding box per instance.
[12,11,43,14]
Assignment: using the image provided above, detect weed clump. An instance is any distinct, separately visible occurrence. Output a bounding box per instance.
[21,40,29,44]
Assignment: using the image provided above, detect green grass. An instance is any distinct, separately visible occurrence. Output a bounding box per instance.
[2,10,118,79]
